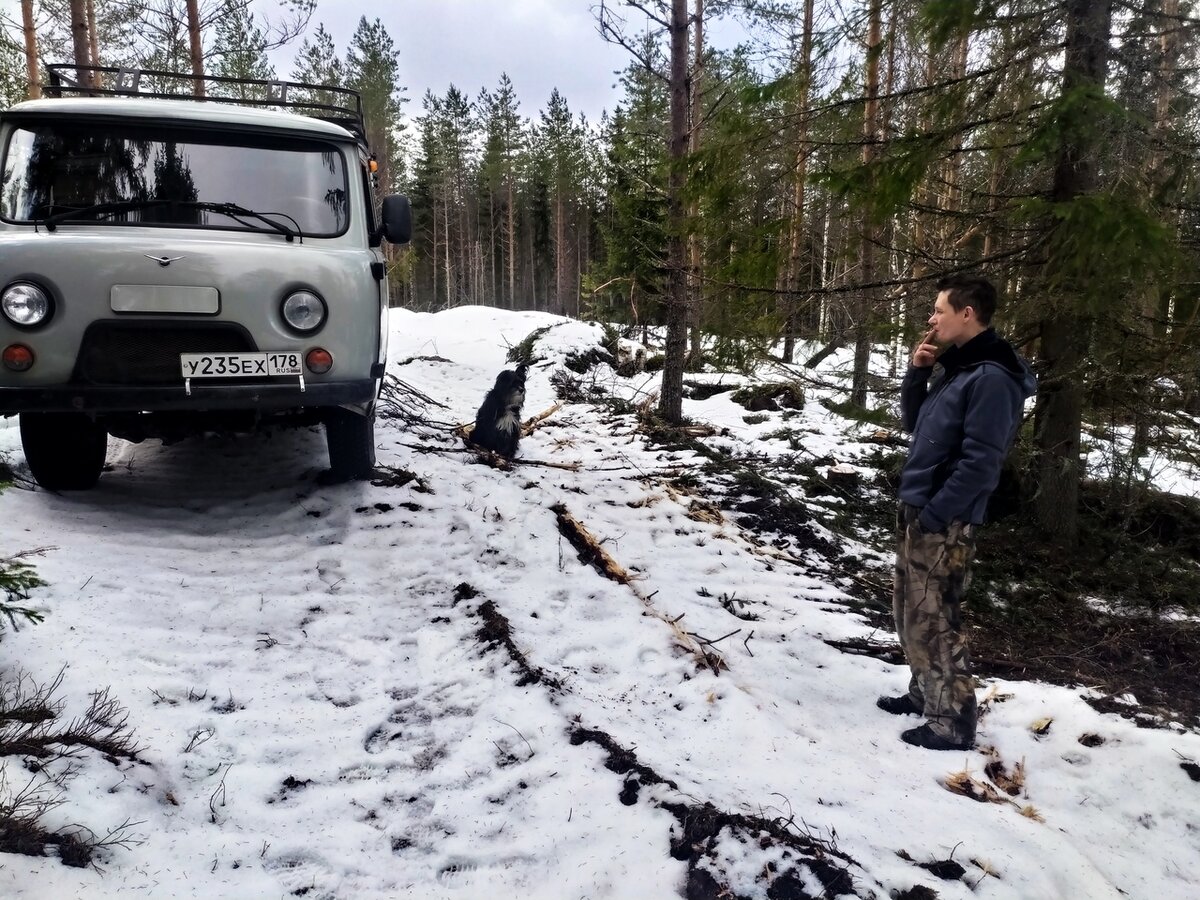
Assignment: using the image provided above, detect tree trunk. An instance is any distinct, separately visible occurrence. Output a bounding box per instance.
[444,191,453,307]
[431,200,439,310]
[68,0,90,88]
[507,178,516,309]
[86,0,100,68]
[1131,0,1180,457]
[850,0,883,407]
[555,192,565,315]
[21,0,39,99]
[912,47,935,281]
[186,0,205,97]
[489,194,497,306]
[686,0,704,367]
[939,31,970,251]
[782,0,815,364]
[1033,0,1113,544]
[658,0,690,423]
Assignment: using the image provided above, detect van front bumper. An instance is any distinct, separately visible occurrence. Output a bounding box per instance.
[0,379,378,415]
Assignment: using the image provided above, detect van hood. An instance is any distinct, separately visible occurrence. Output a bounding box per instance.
[0,230,376,312]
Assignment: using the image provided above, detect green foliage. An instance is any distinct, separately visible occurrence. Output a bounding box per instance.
[0,30,26,109]
[1018,191,1180,312]
[820,398,895,427]
[1014,84,1126,170]
[507,326,551,364]
[917,0,1004,48]
[346,17,407,194]
[1,555,45,632]
[290,23,344,108]
[0,465,45,632]
[595,41,670,324]
[208,6,275,96]
[814,131,943,223]
[731,382,805,411]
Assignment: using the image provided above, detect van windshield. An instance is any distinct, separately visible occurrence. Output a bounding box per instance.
[0,120,350,237]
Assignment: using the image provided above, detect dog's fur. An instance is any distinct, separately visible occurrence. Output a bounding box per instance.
[471,363,527,458]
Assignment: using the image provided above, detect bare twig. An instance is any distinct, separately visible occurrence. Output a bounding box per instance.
[493,719,535,759]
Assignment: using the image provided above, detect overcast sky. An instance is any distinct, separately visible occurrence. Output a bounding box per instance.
[261,0,655,124]
[0,0,758,124]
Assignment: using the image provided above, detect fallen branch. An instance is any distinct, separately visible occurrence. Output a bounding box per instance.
[522,402,564,435]
[552,503,727,674]
[470,441,580,471]
[390,428,581,471]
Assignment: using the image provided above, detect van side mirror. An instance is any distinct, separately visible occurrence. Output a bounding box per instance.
[377,194,412,246]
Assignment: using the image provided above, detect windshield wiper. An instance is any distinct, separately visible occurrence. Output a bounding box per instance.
[189,202,300,242]
[41,199,301,242]
[42,198,171,231]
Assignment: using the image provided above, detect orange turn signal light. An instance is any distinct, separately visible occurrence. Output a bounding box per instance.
[368,159,378,173]
[2,344,34,371]
[305,348,333,374]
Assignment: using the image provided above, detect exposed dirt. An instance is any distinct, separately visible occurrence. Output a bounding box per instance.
[807,463,1200,730]
[468,583,560,690]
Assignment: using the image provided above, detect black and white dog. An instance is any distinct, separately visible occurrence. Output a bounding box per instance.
[470,363,527,458]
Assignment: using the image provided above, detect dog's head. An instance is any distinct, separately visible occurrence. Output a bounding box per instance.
[492,365,527,406]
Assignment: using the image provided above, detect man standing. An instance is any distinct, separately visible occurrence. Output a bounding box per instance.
[880,275,1036,750]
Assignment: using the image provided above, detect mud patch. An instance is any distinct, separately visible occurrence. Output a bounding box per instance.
[571,727,863,899]
[471,588,560,690]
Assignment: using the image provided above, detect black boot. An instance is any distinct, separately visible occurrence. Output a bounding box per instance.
[900,723,972,751]
[876,694,922,716]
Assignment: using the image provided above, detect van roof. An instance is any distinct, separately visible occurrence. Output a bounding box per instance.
[4,97,357,142]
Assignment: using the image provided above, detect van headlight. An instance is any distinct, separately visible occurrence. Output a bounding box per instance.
[281,290,326,333]
[2,282,52,328]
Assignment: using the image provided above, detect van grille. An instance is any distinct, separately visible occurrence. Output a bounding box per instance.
[74,322,258,385]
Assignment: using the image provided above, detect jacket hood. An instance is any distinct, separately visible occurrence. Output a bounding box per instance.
[938,328,1037,399]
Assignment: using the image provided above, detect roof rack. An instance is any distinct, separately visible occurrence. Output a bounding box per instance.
[43,64,367,144]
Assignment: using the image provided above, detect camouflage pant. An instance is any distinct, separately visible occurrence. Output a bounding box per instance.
[892,503,978,744]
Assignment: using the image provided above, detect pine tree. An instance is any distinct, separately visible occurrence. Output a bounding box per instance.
[476,74,526,308]
[344,17,406,199]
[0,27,27,106]
[538,88,586,316]
[290,22,343,107]
[207,4,274,98]
[595,38,669,326]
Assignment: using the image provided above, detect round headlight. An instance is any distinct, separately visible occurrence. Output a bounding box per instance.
[2,283,52,328]
[281,290,326,333]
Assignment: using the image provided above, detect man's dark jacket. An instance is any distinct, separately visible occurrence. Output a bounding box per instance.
[899,328,1037,533]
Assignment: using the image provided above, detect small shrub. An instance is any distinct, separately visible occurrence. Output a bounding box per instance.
[821,397,894,426]
[1,469,46,634]
[507,326,551,364]
[562,347,615,374]
[731,383,805,412]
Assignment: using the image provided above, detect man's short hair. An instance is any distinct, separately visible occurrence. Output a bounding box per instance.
[936,274,997,325]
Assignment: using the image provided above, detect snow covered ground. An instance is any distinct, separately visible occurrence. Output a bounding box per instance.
[0,306,1197,899]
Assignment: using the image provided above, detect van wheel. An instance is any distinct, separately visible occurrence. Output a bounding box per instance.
[324,408,376,481]
[20,413,108,491]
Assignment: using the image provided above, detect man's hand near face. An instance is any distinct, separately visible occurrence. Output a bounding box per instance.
[912,328,939,368]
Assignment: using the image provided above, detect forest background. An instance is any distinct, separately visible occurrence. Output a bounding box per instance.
[1,0,1199,553]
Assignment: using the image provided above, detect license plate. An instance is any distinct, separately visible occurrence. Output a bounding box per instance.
[180,352,303,379]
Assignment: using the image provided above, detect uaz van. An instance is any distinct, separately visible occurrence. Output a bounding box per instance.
[0,65,411,489]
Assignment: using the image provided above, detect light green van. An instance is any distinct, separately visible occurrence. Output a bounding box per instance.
[0,65,411,489]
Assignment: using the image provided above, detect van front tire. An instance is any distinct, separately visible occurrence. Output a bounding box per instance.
[20,413,108,491]
[323,408,376,482]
